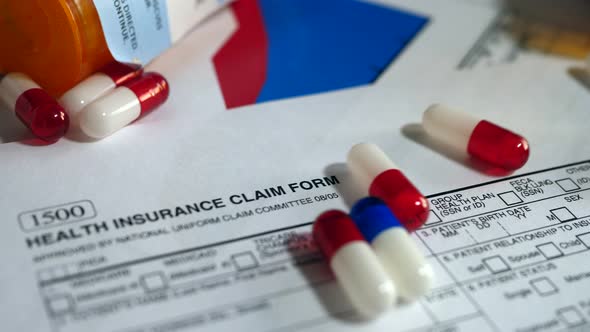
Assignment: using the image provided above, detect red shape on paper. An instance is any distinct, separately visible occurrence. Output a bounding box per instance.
[213,0,269,109]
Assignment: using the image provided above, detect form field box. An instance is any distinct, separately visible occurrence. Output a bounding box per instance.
[425,210,442,225]
[498,191,523,206]
[482,256,510,274]
[140,272,168,292]
[557,306,586,327]
[556,178,580,192]
[46,294,74,315]
[530,277,559,296]
[550,207,576,222]
[577,232,590,248]
[231,252,258,270]
[536,242,563,259]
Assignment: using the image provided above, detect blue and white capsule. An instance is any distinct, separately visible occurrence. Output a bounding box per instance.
[350,197,434,301]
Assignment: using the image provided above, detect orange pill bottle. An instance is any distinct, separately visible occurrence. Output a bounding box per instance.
[0,0,113,97]
[0,0,232,98]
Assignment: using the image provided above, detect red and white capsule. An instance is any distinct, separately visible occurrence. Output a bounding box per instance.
[313,210,396,318]
[60,62,143,117]
[79,72,169,139]
[0,73,69,143]
[423,104,530,170]
[350,197,434,301]
[347,143,429,232]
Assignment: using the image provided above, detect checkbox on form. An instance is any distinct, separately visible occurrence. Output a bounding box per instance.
[498,191,523,206]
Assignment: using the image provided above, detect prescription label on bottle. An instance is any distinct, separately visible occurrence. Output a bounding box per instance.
[92,0,232,64]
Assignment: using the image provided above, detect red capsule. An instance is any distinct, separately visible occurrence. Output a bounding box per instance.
[369,170,429,231]
[101,62,143,86]
[467,120,530,171]
[79,72,169,139]
[0,73,69,143]
[313,210,396,318]
[423,104,530,171]
[313,210,365,260]
[347,143,429,231]
[60,62,143,116]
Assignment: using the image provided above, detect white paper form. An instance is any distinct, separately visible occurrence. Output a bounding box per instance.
[27,162,590,332]
[4,1,590,332]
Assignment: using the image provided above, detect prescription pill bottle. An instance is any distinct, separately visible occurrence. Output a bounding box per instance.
[0,0,232,97]
[0,0,113,97]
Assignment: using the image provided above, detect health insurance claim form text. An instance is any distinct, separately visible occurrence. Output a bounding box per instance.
[1,0,590,331]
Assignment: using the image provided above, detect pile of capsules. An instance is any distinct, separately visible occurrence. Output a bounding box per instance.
[0,62,169,143]
[313,108,530,318]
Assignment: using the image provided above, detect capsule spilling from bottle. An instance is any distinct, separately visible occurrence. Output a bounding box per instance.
[0,73,69,143]
[79,72,169,139]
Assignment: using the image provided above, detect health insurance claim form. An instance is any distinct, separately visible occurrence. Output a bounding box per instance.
[2,1,590,331]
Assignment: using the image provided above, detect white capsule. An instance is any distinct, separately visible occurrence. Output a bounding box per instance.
[80,88,141,138]
[0,72,38,108]
[372,229,433,300]
[314,210,396,318]
[351,197,434,301]
[79,72,169,139]
[332,242,397,317]
[60,73,117,118]
[60,62,142,117]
